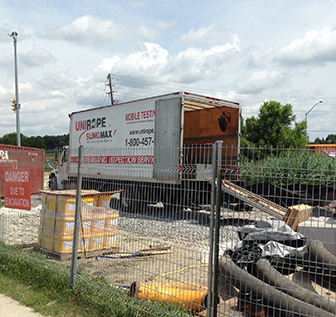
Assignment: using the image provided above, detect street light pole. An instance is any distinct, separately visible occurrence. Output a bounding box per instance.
[305,100,323,143]
[9,31,21,146]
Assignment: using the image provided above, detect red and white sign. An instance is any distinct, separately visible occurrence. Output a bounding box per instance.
[4,168,31,210]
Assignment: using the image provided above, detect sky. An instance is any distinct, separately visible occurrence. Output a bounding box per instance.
[1,0,336,142]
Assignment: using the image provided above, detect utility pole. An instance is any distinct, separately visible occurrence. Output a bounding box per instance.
[9,31,21,146]
[107,73,114,106]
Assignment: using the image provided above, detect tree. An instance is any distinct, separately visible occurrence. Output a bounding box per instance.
[0,133,69,149]
[242,100,306,148]
[313,134,336,144]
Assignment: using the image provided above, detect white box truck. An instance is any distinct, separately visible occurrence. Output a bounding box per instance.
[49,91,241,211]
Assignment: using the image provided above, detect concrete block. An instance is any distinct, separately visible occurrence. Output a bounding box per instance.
[297,217,336,256]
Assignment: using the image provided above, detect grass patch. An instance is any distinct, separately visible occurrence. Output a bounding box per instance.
[240,148,336,186]
[0,243,189,317]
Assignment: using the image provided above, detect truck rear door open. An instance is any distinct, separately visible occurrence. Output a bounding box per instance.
[154,98,182,181]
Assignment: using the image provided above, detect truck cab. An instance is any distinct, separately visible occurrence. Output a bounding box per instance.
[49,146,68,190]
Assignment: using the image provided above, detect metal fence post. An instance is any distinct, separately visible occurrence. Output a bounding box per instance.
[212,141,223,317]
[207,142,218,317]
[70,145,83,289]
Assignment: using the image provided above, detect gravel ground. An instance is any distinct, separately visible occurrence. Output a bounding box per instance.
[117,206,272,246]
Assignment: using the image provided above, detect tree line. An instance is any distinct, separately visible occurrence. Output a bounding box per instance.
[0,101,333,149]
[0,133,69,149]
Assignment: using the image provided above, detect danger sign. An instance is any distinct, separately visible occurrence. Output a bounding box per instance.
[4,168,31,210]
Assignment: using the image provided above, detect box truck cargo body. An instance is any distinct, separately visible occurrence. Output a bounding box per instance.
[50,92,241,210]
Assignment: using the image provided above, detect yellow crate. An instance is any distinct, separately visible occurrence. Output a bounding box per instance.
[38,228,91,254]
[40,212,56,231]
[104,231,117,248]
[54,215,75,233]
[41,194,57,213]
[91,218,105,232]
[105,211,119,229]
[97,194,111,208]
[80,215,92,233]
[90,207,111,232]
[56,196,95,214]
[78,235,90,252]
[89,232,105,250]
[40,212,94,234]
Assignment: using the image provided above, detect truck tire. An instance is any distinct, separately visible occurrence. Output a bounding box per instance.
[49,175,58,190]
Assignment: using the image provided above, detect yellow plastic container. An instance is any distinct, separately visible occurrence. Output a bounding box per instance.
[39,211,55,230]
[90,208,111,232]
[78,235,90,252]
[39,228,91,253]
[56,196,95,214]
[90,232,105,250]
[105,211,119,230]
[80,214,92,233]
[91,218,105,232]
[54,214,75,233]
[97,194,111,208]
[104,231,117,247]
[40,193,57,213]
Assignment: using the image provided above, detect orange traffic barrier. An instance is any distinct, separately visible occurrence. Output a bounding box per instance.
[129,280,209,312]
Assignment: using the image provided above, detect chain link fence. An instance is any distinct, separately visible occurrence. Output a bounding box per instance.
[0,144,336,316]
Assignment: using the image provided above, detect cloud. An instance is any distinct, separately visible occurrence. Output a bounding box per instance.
[128,0,150,7]
[250,23,336,68]
[134,20,175,41]
[237,70,285,94]
[178,24,240,49]
[48,15,172,46]
[276,25,336,66]
[95,41,239,86]
[21,48,57,67]
[50,15,126,45]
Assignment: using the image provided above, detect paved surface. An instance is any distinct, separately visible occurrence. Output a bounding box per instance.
[0,294,45,317]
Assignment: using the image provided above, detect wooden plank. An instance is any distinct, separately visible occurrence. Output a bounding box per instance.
[283,204,313,231]
[223,180,287,218]
[39,189,122,197]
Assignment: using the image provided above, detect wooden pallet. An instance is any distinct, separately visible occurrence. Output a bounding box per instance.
[283,204,313,231]
[34,246,118,261]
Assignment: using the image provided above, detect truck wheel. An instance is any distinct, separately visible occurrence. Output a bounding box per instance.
[49,175,58,190]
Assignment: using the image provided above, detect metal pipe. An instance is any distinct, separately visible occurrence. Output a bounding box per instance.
[9,31,21,146]
[305,100,323,143]
[207,142,218,317]
[212,141,223,317]
[70,145,83,289]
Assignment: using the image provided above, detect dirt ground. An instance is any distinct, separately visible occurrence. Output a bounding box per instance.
[67,229,211,289]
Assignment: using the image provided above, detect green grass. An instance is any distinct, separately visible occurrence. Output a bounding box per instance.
[0,243,189,317]
[44,152,57,172]
[240,149,336,186]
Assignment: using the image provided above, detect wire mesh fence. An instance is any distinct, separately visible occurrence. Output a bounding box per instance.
[0,144,336,316]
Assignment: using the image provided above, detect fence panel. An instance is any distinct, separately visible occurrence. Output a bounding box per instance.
[0,145,336,316]
[217,145,336,317]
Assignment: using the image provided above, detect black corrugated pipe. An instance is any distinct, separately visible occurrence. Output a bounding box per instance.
[219,255,335,317]
[309,240,336,270]
[256,258,336,314]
